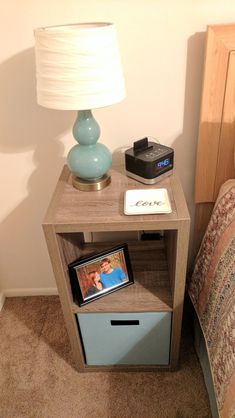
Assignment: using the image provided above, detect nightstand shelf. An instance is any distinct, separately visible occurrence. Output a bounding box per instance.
[69,240,173,314]
[43,164,190,371]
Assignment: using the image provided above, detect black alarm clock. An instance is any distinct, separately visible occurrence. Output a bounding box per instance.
[125,137,174,184]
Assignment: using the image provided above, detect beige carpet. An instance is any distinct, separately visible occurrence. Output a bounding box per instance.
[0,296,212,418]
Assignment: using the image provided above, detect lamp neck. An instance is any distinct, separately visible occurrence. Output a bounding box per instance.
[78,109,92,120]
[73,109,100,145]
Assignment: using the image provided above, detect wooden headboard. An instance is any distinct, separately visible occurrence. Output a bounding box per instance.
[194,23,235,253]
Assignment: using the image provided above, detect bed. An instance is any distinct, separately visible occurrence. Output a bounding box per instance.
[188,24,235,418]
[189,180,235,418]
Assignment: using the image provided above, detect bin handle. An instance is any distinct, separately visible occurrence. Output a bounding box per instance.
[110,320,139,326]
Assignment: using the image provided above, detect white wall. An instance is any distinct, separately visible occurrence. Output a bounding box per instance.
[1,0,235,295]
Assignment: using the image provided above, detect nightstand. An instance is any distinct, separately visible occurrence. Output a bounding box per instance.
[43,164,190,371]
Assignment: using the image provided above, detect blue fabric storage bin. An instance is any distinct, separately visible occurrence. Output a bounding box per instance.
[77,312,171,366]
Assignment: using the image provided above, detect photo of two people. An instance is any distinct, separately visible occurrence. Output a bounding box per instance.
[69,244,134,306]
[85,257,126,297]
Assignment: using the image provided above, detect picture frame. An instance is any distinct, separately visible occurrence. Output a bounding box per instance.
[68,243,134,306]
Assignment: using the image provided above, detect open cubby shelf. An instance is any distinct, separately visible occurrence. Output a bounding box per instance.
[63,238,174,313]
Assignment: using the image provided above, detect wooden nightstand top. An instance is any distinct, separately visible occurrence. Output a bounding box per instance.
[43,164,190,232]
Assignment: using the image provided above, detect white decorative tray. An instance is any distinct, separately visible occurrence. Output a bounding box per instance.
[124,188,172,215]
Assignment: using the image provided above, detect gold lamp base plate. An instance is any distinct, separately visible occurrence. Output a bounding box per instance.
[72,173,111,191]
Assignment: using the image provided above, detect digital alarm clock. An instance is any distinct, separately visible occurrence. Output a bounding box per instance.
[125,137,174,184]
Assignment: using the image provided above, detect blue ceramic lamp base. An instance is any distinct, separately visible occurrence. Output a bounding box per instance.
[67,110,112,191]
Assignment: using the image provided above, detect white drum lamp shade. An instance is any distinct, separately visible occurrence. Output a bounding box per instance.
[34,22,125,110]
[34,22,126,190]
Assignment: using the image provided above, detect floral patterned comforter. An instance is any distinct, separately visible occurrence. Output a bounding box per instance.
[189,180,235,418]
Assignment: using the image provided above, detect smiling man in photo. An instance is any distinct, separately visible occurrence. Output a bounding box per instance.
[99,258,126,289]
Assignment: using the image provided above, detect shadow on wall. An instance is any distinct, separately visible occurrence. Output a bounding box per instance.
[113,32,206,270]
[171,32,206,265]
[0,32,206,290]
[172,32,205,197]
[163,32,205,267]
[0,48,74,290]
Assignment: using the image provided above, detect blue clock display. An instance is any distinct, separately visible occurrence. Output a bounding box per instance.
[156,158,170,169]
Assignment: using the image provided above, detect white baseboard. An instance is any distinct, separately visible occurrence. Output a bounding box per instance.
[0,292,6,311]
[2,288,58,298]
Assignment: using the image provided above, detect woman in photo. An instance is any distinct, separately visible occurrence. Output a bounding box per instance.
[85,271,103,298]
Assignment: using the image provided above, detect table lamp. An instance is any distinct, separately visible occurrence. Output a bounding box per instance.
[34,23,125,191]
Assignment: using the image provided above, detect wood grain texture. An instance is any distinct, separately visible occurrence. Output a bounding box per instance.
[169,221,190,369]
[194,23,235,251]
[165,231,177,296]
[70,240,172,313]
[195,26,229,203]
[43,165,190,371]
[194,203,214,256]
[43,224,86,371]
[43,165,189,233]
[214,51,235,198]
